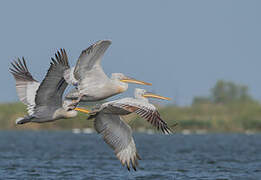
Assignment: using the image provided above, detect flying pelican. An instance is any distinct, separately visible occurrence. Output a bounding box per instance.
[64,40,152,103]
[10,49,77,124]
[74,88,172,171]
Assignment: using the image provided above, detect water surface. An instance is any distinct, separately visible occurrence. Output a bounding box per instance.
[0,131,260,179]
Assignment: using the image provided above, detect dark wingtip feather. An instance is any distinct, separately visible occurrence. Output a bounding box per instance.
[14,60,23,71]
[52,49,69,68]
[80,44,94,57]
[9,58,36,82]
[133,106,171,134]
[22,57,29,72]
[51,57,57,65]
[133,166,136,171]
[131,159,137,171]
[10,61,21,73]
[136,153,141,160]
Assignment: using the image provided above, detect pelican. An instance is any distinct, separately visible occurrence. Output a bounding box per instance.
[9,49,77,124]
[74,88,172,171]
[64,40,152,103]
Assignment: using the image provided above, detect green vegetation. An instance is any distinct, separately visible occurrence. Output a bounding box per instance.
[1,80,261,132]
[193,80,255,105]
[1,101,261,132]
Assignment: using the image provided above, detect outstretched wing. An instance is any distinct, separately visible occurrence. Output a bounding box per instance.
[94,112,140,171]
[35,49,70,108]
[110,98,172,134]
[73,40,111,91]
[9,58,40,115]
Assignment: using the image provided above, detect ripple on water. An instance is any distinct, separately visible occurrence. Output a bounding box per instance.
[0,132,261,179]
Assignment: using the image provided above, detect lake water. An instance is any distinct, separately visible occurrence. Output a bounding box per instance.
[0,131,260,180]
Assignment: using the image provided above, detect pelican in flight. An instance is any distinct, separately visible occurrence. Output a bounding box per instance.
[74,88,172,171]
[64,40,152,103]
[10,49,77,124]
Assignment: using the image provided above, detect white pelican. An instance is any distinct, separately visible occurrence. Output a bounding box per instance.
[10,49,77,124]
[64,40,152,103]
[74,88,172,171]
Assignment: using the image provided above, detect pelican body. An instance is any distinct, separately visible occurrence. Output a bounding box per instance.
[64,40,151,103]
[74,88,172,171]
[10,49,77,124]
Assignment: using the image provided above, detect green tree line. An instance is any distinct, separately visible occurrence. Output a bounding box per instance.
[1,80,261,132]
[193,80,255,105]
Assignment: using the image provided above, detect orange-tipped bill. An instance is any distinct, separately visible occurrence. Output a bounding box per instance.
[120,77,152,86]
[143,93,171,100]
[74,107,90,114]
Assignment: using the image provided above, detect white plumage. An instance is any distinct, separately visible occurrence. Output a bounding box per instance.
[10,58,40,116]
[75,88,172,171]
[64,40,151,103]
[10,50,78,124]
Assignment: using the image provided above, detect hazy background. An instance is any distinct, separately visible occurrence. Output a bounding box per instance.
[0,0,260,106]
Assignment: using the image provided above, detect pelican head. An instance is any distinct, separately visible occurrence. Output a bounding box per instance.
[134,88,171,101]
[53,108,78,119]
[64,109,78,118]
[111,73,152,93]
[61,99,78,118]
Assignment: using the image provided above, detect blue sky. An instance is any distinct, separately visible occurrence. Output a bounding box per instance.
[0,0,260,105]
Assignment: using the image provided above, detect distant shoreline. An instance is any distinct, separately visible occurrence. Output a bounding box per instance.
[1,102,261,132]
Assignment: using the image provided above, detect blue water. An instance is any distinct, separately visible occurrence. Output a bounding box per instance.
[0,131,260,180]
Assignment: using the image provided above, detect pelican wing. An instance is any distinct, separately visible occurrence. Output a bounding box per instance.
[35,49,70,107]
[110,99,171,134]
[73,40,111,90]
[63,66,77,86]
[9,58,40,115]
[94,112,140,171]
